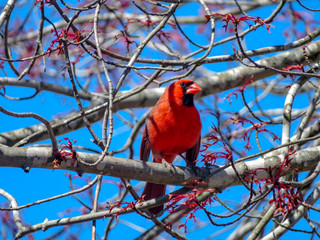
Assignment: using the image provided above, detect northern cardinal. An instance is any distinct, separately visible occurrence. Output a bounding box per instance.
[140,79,202,215]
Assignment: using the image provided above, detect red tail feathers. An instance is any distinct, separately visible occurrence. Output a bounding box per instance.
[142,182,166,215]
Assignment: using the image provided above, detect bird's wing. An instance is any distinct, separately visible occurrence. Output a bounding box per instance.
[140,126,151,161]
[185,136,201,167]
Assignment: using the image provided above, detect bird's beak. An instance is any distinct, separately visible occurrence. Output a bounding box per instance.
[186,82,201,95]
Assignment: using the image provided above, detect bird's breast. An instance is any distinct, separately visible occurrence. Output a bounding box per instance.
[146,104,201,156]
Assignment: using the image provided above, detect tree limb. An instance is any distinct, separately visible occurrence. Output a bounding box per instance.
[1,145,320,189]
[1,40,320,146]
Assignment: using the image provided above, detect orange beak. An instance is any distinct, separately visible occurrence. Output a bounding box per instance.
[186,82,201,95]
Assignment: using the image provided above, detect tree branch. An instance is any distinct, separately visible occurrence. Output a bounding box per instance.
[1,39,320,147]
[1,144,320,189]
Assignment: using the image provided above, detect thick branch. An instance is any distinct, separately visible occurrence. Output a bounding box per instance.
[1,40,320,146]
[0,145,320,189]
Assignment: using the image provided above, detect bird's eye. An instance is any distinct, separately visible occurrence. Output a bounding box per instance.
[180,82,186,87]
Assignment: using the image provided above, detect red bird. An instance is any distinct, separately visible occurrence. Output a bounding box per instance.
[140,79,202,215]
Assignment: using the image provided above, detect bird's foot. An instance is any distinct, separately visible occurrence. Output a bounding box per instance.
[161,159,172,168]
[161,159,177,175]
[187,163,198,177]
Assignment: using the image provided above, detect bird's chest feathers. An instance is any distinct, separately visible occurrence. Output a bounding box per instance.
[147,103,201,154]
[158,109,192,133]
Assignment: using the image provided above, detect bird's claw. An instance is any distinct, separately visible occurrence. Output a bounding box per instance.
[162,159,177,175]
[187,163,198,177]
[161,159,172,168]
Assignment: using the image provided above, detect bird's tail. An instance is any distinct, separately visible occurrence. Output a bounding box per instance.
[142,182,166,215]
